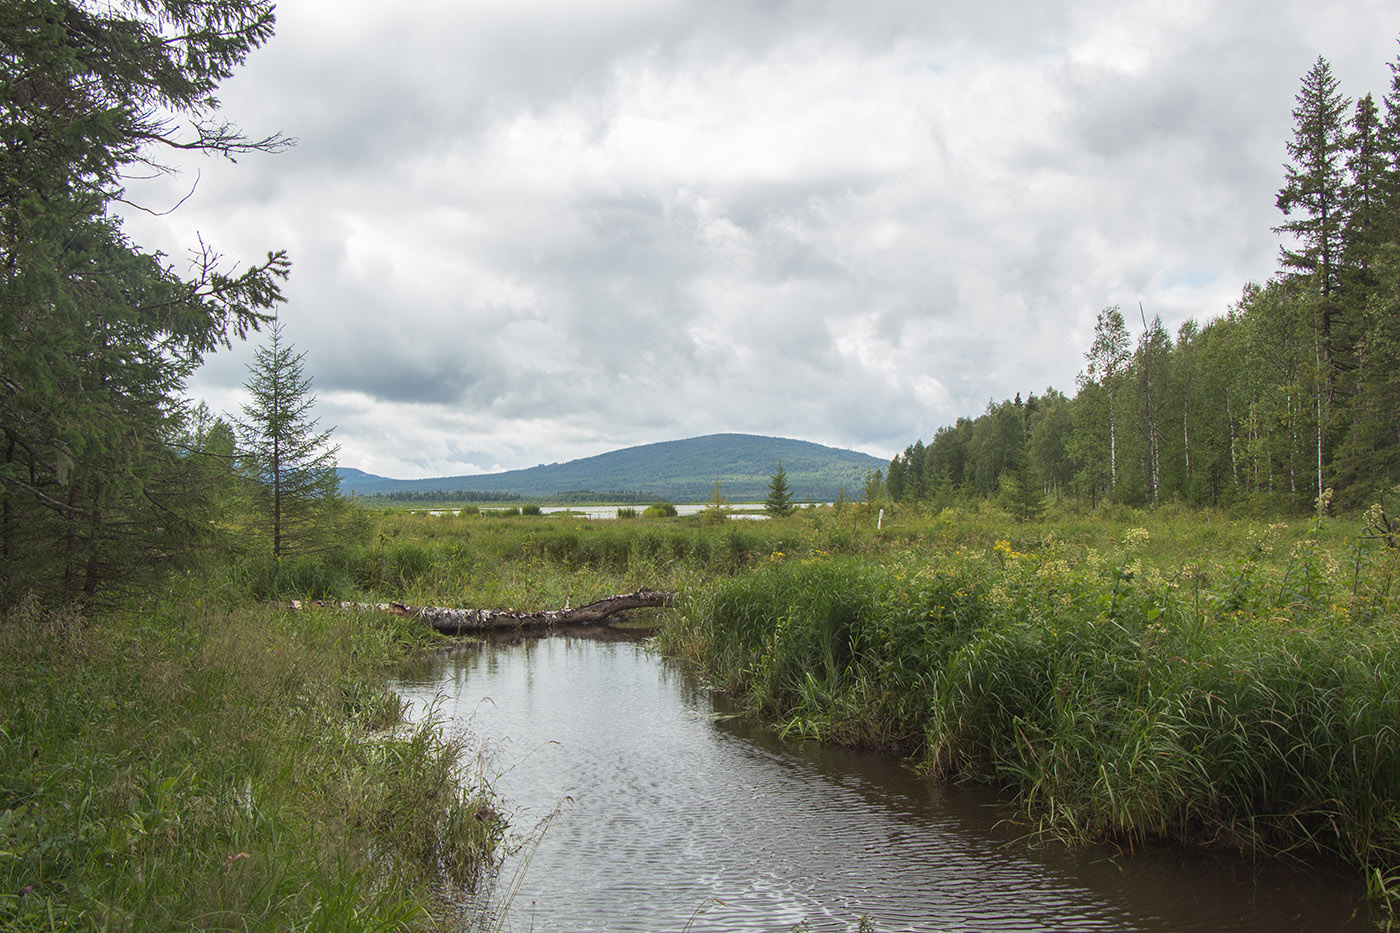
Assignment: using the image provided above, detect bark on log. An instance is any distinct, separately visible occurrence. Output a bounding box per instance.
[289,587,677,635]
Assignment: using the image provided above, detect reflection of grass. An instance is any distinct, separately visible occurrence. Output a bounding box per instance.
[0,594,503,930]
[656,508,1400,914]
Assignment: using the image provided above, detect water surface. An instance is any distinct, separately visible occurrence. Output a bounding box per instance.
[395,632,1371,932]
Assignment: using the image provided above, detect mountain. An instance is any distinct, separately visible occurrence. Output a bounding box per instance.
[337,433,886,502]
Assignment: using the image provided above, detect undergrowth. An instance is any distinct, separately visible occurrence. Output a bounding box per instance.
[0,589,503,931]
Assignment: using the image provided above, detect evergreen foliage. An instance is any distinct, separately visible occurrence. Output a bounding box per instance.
[765,461,796,517]
[236,321,340,559]
[884,43,1400,515]
[0,0,289,608]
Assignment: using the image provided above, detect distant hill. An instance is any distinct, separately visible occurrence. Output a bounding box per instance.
[337,433,886,502]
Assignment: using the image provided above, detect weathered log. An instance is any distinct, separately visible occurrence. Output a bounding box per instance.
[289,587,677,635]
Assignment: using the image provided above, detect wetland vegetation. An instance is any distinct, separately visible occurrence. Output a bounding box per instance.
[7,3,1400,926]
[6,493,1400,927]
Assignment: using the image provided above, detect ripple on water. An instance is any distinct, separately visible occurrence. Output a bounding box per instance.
[395,634,1373,933]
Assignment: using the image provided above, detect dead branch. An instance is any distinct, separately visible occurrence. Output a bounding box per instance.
[289,587,677,634]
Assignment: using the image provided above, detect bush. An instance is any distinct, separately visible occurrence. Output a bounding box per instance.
[643,502,678,518]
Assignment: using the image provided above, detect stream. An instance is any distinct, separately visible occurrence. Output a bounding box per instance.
[394,630,1373,932]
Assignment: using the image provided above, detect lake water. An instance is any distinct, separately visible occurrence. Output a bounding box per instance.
[394,631,1372,932]
[414,504,774,519]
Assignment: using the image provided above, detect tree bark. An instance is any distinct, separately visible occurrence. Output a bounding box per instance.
[290,588,677,635]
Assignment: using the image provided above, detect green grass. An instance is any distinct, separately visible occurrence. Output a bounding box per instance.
[0,589,502,931]
[655,506,1400,911]
[18,499,1394,925]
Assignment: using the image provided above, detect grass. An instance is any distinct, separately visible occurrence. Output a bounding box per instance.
[654,503,1400,913]
[13,496,1398,925]
[0,586,503,931]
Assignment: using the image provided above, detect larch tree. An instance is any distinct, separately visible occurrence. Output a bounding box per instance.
[236,320,339,560]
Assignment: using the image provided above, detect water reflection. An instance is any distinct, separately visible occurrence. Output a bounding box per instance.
[395,633,1370,933]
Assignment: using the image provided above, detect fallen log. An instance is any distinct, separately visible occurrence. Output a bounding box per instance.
[289,587,677,635]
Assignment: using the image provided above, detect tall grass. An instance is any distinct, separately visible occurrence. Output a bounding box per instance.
[0,589,503,931]
[271,508,884,609]
[656,513,1400,902]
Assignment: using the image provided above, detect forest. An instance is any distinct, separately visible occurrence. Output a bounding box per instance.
[886,54,1400,518]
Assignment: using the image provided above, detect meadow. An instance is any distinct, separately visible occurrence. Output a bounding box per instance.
[6,497,1399,927]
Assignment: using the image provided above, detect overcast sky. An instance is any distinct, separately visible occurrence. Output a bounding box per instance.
[118,0,1399,480]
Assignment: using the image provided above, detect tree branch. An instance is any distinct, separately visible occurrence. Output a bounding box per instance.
[290,588,678,634]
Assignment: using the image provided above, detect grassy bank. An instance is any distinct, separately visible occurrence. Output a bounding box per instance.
[655,508,1400,904]
[0,589,502,931]
[15,501,1393,925]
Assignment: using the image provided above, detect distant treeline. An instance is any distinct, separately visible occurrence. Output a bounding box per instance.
[889,51,1400,516]
[352,490,522,503]
[351,489,657,505]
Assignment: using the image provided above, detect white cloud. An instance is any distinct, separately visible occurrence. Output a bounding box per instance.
[114,0,1400,479]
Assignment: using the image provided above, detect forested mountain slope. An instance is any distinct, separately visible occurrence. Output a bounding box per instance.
[338,433,885,502]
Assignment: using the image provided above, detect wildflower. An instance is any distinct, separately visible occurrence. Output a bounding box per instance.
[1123,527,1150,551]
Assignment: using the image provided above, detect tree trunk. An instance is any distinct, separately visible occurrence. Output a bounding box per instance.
[291,588,677,635]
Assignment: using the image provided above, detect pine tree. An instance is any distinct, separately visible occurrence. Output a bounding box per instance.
[764,461,796,517]
[236,321,340,559]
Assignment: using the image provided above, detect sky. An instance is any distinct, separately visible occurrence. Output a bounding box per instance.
[118,0,1400,480]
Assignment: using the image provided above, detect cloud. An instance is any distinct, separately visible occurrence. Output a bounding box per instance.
[116,0,1400,479]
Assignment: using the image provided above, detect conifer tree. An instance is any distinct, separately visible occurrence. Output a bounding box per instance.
[236,321,340,559]
[0,1,289,607]
[699,481,730,526]
[764,461,796,517]
[1275,56,1351,403]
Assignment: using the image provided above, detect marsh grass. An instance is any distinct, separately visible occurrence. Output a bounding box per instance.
[22,502,1392,924]
[656,509,1400,910]
[0,591,503,931]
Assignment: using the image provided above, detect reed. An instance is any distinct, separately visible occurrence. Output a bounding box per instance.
[656,513,1400,903]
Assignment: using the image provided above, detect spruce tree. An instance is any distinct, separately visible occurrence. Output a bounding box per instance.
[236,321,340,559]
[764,461,796,517]
[0,1,289,607]
[1275,56,1351,404]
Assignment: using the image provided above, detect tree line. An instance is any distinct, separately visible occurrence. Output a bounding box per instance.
[887,49,1400,517]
